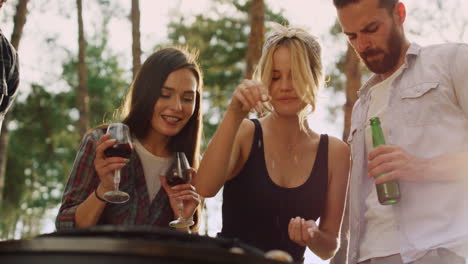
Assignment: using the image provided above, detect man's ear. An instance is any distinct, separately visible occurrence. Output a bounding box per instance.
[394,2,406,25]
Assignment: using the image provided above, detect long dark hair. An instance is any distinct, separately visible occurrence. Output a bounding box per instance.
[118,47,203,168]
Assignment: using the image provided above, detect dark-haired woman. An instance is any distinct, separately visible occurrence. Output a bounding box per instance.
[56,47,203,232]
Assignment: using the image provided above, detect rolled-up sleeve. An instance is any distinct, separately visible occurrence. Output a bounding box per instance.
[55,130,101,231]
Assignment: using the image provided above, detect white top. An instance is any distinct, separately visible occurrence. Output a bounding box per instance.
[359,65,404,262]
[133,138,173,202]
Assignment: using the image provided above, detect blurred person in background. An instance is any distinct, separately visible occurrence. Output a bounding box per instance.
[0,0,20,132]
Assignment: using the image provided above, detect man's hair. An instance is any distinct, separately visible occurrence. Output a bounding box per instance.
[333,0,398,12]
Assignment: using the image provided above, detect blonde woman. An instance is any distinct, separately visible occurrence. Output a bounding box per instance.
[196,24,350,261]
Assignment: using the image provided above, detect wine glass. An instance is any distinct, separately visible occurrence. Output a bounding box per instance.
[103,123,133,204]
[166,152,194,228]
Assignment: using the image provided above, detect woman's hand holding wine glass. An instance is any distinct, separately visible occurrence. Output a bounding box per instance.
[160,152,200,228]
[94,123,132,203]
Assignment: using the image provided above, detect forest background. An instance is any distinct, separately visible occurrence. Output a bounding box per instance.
[0,0,467,263]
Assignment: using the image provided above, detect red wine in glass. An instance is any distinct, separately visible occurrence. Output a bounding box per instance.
[103,123,133,204]
[166,152,194,228]
[104,143,132,159]
[166,166,191,187]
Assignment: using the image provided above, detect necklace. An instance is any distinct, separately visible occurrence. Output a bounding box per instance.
[269,129,307,169]
[264,116,311,172]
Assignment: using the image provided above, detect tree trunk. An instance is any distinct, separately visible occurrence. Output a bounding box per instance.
[342,43,361,141]
[0,0,29,206]
[10,0,28,49]
[131,0,141,80]
[244,0,265,79]
[0,116,10,205]
[76,0,89,137]
[331,43,361,264]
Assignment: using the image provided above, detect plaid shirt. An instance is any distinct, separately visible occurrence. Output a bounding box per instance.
[0,28,19,118]
[56,128,174,231]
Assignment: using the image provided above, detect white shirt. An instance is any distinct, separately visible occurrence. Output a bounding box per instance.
[358,65,404,262]
[347,43,468,263]
[133,139,173,202]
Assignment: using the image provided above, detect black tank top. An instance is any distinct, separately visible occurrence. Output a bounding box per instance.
[220,119,329,261]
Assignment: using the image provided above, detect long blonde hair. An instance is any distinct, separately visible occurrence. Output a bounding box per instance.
[253,23,324,131]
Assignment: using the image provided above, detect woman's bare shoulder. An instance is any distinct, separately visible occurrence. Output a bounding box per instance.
[238,119,256,134]
[328,135,349,155]
[327,135,350,180]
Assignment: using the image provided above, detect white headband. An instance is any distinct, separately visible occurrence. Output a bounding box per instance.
[262,23,321,58]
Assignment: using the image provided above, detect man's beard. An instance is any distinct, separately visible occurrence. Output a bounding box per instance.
[359,22,403,74]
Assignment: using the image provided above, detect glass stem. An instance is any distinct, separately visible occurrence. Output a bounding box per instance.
[114,169,121,191]
[177,199,184,219]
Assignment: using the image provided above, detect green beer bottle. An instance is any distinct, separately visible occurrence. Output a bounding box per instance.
[370,117,400,205]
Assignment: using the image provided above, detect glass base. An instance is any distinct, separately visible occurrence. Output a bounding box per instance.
[103,190,130,204]
[169,217,194,228]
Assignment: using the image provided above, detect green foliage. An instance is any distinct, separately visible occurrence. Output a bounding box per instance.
[0,22,129,240]
[324,20,371,119]
[164,0,288,147]
[0,0,290,239]
[61,17,130,126]
[1,84,77,239]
